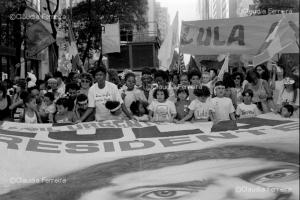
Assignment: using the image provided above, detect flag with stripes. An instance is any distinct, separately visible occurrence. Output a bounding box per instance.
[253,16,295,66]
[177,52,186,74]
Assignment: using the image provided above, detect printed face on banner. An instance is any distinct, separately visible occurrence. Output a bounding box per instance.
[0,117,298,200]
[78,146,299,200]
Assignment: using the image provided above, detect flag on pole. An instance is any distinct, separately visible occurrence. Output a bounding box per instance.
[158,12,179,71]
[26,22,55,57]
[178,52,186,74]
[253,16,295,66]
[188,56,200,73]
[217,54,229,80]
[68,19,78,57]
[102,22,120,54]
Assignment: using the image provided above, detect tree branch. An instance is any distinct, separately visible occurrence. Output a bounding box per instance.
[53,0,60,15]
[46,0,53,15]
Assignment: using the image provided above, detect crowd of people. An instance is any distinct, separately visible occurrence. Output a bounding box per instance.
[0,63,299,124]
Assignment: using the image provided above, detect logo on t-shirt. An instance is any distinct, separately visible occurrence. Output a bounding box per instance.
[156,105,169,121]
[95,93,112,104]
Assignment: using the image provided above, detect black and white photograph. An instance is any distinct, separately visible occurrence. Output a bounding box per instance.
[0,0,299,199]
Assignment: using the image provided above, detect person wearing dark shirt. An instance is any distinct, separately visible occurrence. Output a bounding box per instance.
[0,84,12,121]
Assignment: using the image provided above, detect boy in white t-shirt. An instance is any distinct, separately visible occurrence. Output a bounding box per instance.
[178,85,215,123]
[236,89,261,119]
[212,81,236,122]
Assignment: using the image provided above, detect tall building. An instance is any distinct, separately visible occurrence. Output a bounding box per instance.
[146,0,170,42]
[197,0,210,20]
[197,0,239,20]
[154,2,170,41]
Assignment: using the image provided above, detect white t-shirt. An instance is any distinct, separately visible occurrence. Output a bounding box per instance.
[189,98,214,120]
[88,81,123,121]
[277,88,296,106]
[273,80,284,105]
[120,88,147,114]
[57,82,66,97]
[148,100,176,122]
[236,103,261,119]
[211,97,235,121]
[25,112,38,124]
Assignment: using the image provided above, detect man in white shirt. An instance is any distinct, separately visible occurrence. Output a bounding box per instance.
[78,66,132,122]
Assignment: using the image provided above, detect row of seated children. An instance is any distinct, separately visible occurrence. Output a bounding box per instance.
[22,81,295,124]
[126,80,295,123]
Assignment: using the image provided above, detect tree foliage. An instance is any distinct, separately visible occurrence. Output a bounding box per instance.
[67,0,148,65]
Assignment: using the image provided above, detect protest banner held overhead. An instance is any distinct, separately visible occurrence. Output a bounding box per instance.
[180,13,299,56]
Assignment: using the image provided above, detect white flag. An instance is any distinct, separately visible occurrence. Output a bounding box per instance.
[158,12,179,71]
[253,16,295,66]
[218,54,229,80]
[102,22,120,54]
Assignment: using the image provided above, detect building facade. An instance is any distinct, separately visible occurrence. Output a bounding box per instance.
[146,0,170,42]
[197,0,241,20]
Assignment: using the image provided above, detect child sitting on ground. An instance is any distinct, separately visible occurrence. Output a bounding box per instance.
[236,89,261,119]
[130,100,149,121]
[22,93,42,123]
[175,87,191,121]
[39,92,56,123]
[54,97,78,123]
[148,88,176,122]
[75,94,95,122]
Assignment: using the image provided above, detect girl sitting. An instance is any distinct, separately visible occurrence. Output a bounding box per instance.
[236,89,261,119]
[54,98,78,123]
[130,100,149,121]
[174,87,190,121]
[22,93,42,123]
[178,85,214,123]
[148,88,176,122]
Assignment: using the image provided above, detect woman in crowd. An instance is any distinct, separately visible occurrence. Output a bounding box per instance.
[271,64,285,104]
[244,69,274,113]
[79,73,93,96]
[9,79,27,121]
[0,84,12,121]
[255,64,270,83]
[107,69,122,89]
[232,72,244,105]
[139,68,153,100]
[223,72,238,108]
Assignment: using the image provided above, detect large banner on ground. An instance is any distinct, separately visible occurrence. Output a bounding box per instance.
[0,114,299,200]
[180,13,299,55]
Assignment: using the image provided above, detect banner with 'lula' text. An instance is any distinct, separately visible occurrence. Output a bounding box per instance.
[180,13,299,55]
